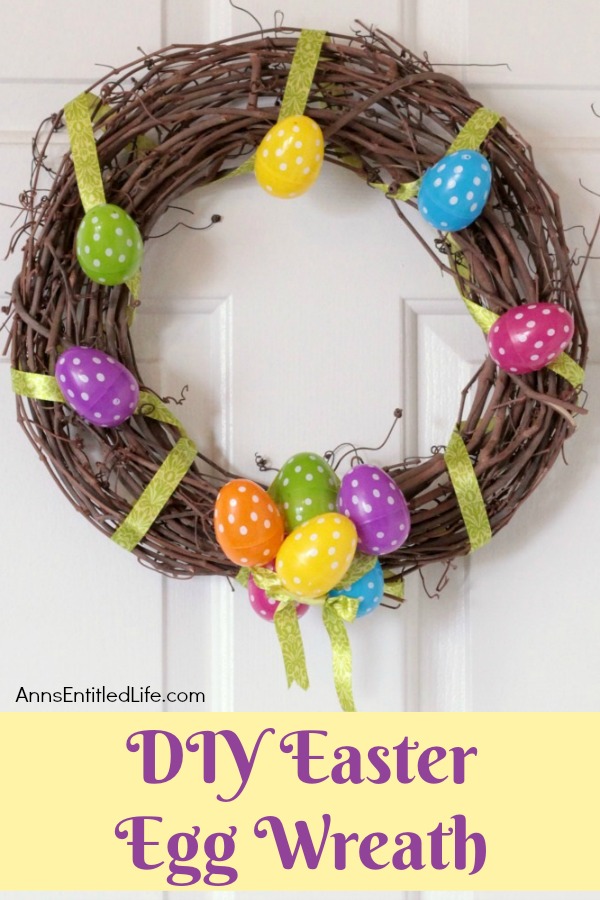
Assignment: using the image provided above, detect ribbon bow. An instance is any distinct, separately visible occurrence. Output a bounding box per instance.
[238,554,403,713]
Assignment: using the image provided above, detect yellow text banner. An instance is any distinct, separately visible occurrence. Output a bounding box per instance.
[0,712,598,890]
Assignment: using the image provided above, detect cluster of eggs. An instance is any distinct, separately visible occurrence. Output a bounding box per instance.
[214,452,411,623]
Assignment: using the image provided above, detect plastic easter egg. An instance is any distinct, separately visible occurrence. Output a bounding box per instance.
[56,346,139,427]
[337,464,410,555]
[76,203,143,285]
[329,559,385,618]
[487,302,575,375]
[418,150,492,231]
[276,513,357,599]
[255,115,324,199]
[269,452,340,532]
[214,479,284,567]
[248,563,309,621]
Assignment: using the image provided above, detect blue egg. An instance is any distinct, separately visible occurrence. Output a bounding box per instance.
[329,560,385,618]
[418,149,492,231]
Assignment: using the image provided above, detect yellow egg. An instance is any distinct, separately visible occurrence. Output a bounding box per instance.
[255,115,324,199]
[275,512,357,599]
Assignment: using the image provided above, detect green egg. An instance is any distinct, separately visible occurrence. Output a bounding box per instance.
[76,203,143,285]
[269,452,340,532]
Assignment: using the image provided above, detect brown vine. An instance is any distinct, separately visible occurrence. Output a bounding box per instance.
[5,27,587,581]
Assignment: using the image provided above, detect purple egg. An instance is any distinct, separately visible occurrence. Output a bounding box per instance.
[56,346,139,427]
[337,464,411,555]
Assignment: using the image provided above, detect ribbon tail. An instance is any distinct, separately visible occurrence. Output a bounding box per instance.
[322,603,356,713]
[273,604,309,691]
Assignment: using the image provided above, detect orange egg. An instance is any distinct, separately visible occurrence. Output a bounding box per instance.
[214,479,285,567]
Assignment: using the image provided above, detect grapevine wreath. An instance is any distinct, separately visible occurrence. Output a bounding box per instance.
[5,27,588,708]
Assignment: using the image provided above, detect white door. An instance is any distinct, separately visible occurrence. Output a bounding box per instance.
[1,2,598,899]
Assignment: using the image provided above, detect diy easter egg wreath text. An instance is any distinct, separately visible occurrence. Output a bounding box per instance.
[116,725,484,886]
[6,27,587,708]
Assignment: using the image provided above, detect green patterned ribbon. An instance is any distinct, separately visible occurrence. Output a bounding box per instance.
[10,371,198,551]
[273,602,310,690]
[370,107,502,200]
[237,565,310,689]
[80,92,156,155]
[111,391,197,550]
[444,429,492,551]
[322,595,359,713]
[369,177,421,202]
[237,552,377,608]
[279,29,327,119]
[64,93,106,211]
[321,552,385,712]
[237,563,317,606]
[446,108,504,154]
[221,29,326,181]
[383,572,405,601]
[446,236,585,389]
[11,369,65,402]
[110,432,197,550]
[334,551,377,588]
[547,349,585,389]
[64,93,140,302]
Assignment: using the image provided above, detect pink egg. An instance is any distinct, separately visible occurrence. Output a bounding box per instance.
[248,564,309,622]
[488,303,574,375]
